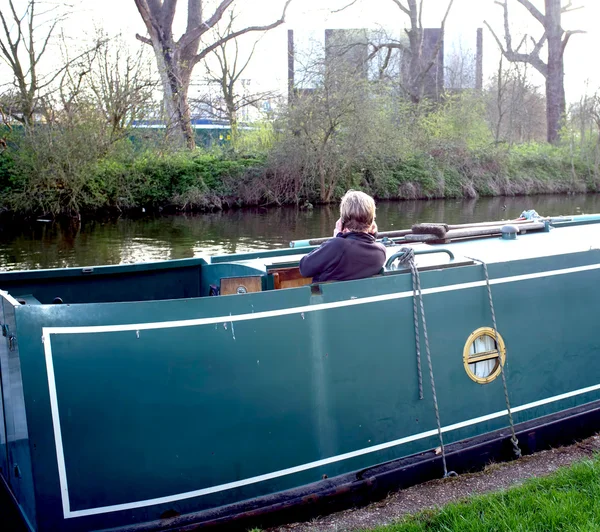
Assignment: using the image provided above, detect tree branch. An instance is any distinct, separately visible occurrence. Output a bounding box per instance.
[34,19,59,66]
[331,0,359,13]
[192,0,292,64]
[562,29,585,55]
[515,0,545,26]
[162,0,178,31]
[413,0,454,85]
[367,41,409,62]
[135,33,153,45]
[531,32,547,57]
[378,46,393,79]
[146,0,162,16]
[187,0,201,34]
[178,0,235,49]
[485,0,549,78]
[390,0,411,17]
[562,1,584,14]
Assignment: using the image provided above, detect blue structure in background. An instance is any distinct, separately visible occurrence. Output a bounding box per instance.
[131,118,235,147]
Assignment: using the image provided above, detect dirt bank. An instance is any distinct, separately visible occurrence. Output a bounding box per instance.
[269,434,600,532]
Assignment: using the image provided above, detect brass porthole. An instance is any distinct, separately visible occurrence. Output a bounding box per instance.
[463,327,506,384]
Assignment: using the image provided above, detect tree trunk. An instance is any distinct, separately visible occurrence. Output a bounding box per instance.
[318,154,327,203]
[134,1,291,150]
[153,39,196,149]
[405,1,424,104]
[407,28,424,103]
[545,0,565,144]
[224,92,238,147]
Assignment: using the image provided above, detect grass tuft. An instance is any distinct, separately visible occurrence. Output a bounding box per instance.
[365,457,600,531]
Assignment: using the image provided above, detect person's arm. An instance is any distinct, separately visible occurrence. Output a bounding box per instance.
[299,239,342,278]
[334,218,343,237]
[368,221,378,238]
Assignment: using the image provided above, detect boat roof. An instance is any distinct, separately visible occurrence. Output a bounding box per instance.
[221,221,600,272]
[437,221,600,263]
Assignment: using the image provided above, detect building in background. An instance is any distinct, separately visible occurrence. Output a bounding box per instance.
[288,27,447,102]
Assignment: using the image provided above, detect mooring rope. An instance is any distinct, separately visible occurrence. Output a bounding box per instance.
[396,247,456,478]
[467,256,522,459]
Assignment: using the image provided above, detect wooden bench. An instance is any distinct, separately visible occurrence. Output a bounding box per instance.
[271,267,312,290]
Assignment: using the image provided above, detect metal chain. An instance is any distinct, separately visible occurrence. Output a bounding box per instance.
[397,248,456,478]
[467,256,522,459]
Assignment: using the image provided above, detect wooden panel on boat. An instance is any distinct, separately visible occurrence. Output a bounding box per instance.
[220,276,262,295]
[271,267,312,289]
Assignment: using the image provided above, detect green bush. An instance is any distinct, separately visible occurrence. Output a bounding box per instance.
[1,95,599,217]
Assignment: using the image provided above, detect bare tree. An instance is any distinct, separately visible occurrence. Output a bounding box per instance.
[445,41,476,91]
[0,1,105,127]
[569,92,600,178]
[486,60,546,145]
[133,0,292,150]
[574,93,600,148]
[367,0,455,103]
[484,0,585,144]
[193,13,275,147]
[86,34,158,140]
[275,42,373,203]
[0,0,64,125]
[492,55,508,143]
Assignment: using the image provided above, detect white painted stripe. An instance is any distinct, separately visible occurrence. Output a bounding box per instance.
[42,332,71,517]
[0,289,22,308]
[62,381,600,519]
[44,262,600,336]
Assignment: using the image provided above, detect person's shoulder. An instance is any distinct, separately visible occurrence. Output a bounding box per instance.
[369,238,386,255]
[305,235,345,257]
[327,235,348,247]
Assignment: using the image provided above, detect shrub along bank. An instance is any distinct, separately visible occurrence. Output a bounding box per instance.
[0,134,599,219]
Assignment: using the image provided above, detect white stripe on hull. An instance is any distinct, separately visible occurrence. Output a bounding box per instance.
[38,260,600,518]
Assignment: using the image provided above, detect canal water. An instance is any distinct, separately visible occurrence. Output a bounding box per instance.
[1,194,599,271]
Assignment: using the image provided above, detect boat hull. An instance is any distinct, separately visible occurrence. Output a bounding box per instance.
[1,247,600,530]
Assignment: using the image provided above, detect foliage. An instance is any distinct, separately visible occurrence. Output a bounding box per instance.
[365,456,600,531]
[418,93,492,152]
[2,106,121,216]
[3,115,599,217]
[2,42,600,218]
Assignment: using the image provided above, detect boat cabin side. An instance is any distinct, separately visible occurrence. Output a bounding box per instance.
[0,245,464,305]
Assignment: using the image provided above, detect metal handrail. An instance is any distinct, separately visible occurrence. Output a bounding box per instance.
[385,248,454,269]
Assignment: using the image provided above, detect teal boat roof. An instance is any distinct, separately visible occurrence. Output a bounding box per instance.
[439,222,600,265]
[211,220,600,272]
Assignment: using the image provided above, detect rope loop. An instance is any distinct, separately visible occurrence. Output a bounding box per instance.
[396,246,416,266]
[400,246,451,478]
[466,256,523,460]
[511,436,522,458]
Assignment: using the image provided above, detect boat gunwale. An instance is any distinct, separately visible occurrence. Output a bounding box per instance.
[0,257,209,281]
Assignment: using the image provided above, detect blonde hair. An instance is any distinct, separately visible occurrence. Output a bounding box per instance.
[340,190,376,232]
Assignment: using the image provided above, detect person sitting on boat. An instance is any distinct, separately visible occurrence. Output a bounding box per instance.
[299,190,386,282]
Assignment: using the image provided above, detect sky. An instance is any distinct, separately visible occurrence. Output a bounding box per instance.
[2,0,599,104]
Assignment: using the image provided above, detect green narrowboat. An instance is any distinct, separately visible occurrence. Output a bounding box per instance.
[2,214,600,531]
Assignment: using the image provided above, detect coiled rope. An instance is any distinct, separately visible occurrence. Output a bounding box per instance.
[467,256,522,459]
[395,247,456,478]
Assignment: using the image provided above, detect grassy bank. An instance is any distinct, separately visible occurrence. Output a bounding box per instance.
[363,456,600,531]
[1,138,599,219]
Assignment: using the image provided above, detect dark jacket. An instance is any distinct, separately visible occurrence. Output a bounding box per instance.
[299,232,386,283]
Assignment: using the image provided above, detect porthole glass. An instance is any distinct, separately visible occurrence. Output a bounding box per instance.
[463,327,506,384]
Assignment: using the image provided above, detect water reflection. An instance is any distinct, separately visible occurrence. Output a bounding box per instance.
[0,195,598,271]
